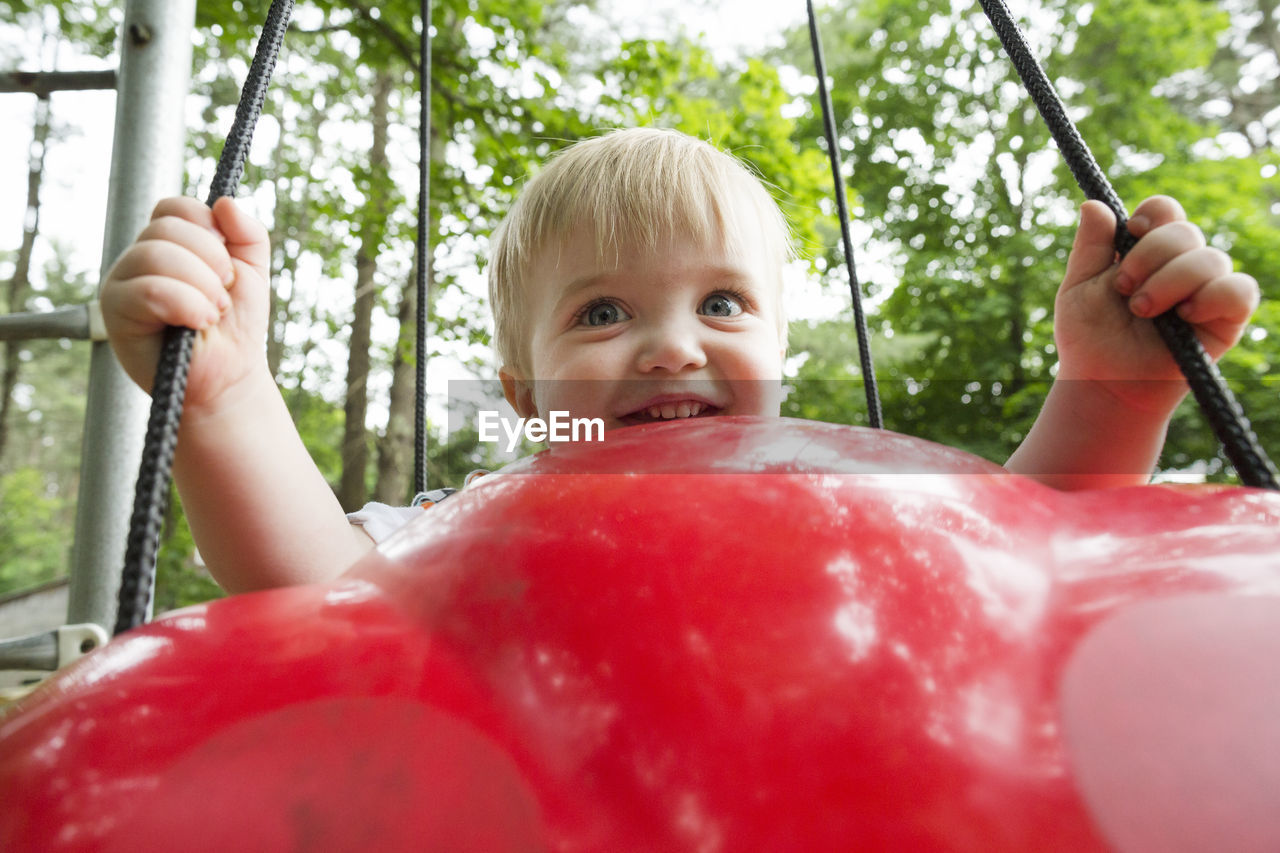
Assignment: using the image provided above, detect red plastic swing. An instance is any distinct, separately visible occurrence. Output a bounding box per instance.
[3,418,1280,850]
[4,2,1280,850]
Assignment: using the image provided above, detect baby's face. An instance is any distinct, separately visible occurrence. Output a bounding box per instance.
[501,222,785,431]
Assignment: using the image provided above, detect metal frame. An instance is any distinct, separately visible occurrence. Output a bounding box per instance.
[1,0,196,636]
[0,70,117,97]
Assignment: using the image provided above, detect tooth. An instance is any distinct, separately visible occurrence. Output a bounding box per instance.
[648,405,662,419]
[676,402,691,418]
[660,404,675,419]
[690,402,703,416]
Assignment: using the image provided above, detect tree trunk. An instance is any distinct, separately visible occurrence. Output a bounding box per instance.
[264,94,321,382]
[265,119,289,381]
[337,70,393,511]
[0,96,51,463]
[1007,131,1033,397]
[373,261,420,504]
[374,114,442,504]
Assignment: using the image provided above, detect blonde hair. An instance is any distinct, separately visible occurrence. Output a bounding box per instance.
[489,128,793,373]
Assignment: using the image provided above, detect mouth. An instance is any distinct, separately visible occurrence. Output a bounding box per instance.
[617,396,724,426]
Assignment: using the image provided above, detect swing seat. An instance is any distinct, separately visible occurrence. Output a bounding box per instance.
[2,417,1279,851]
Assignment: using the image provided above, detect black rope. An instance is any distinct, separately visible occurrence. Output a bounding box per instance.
[806,0,883,429]
[115,0,296,636]
[414,0,433,498]
[979,0,1278,490]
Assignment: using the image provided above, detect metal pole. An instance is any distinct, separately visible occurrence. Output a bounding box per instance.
[0,304,100,342]
[0,70,118,97]
[67,0,196,631]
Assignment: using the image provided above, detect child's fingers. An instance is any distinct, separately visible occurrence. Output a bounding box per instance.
[1174,272,1260,329]
[1125,195,1187,238]
[134,214,237,288]
[144,197,238,294]
[1114,220,1207,297]
[1127,247,1235,317]
[150,196,220,231]
[1061,201,1119,292]
[109,237,231,311]
[102,272,225,335]
[211,197,271,273]
[148,196,270,277]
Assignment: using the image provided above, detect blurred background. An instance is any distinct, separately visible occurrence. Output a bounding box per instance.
[1,0,1276,616]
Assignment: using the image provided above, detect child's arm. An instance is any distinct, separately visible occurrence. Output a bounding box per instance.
[101,196,375,592]
[1006,196,1260,489]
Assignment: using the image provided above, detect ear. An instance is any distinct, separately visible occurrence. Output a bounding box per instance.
[499,366,537,418]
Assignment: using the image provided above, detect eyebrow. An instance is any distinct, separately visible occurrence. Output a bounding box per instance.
[552,264,760,315]
[550,273,614,317]
[566,265,755,293]
[562,272,613,299]
[703,267,757,287]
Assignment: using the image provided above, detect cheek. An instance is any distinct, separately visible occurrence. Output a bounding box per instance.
[757,346,785,379]
[728,330,785,380]
[718,334,785,416]
[529,346,624,419]
[537,340,626,382]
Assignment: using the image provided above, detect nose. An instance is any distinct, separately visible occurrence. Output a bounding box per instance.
[635,318,707,374]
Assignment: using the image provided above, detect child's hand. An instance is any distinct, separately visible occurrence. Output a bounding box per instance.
[1052,196,1259,415]
[101,196,271,414]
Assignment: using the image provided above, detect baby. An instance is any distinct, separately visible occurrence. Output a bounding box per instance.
[101,128,1260,593]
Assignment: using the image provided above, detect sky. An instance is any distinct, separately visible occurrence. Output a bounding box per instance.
[605,0,803,58]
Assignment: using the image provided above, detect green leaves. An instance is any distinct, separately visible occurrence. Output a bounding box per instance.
[0,469,71,595]
[5,0,1277,607]
[781,0,1278,478]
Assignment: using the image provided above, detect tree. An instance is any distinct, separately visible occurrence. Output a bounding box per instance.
[779,0,1280,477]
[1165,0,1280,154]
[0,248,94,598]
[0,4,105,597]
[3,0,845,605]
[0,94,50,462]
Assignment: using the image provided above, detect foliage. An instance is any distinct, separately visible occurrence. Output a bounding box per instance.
[597,38,833,259]
[780,0,1279,476]
[0,250,91,598]
[0,1,121,57]
[3,0,1278,611]
[0,468,71,596]
[427,425,495,489]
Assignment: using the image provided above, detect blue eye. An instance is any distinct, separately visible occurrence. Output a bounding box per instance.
[581,301,630,326]
[699,293,744,318]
